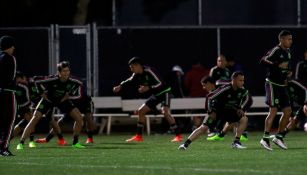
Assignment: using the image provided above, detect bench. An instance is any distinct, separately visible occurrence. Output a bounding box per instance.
[93,96,281,135]
[92,97,129,135]
[122,98,208,135]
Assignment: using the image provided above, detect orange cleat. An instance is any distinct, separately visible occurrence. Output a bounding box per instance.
[86,138,94,144]
[35,138,47,143]
[57,138,67,146]
[125,134,143,142]
[171,134,183,142]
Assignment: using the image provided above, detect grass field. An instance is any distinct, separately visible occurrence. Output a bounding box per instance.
[1,131,307,175]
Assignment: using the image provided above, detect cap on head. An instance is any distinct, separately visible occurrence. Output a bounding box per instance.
[172,65,184,75]
[128,57,142,65]
[0,35,15,50]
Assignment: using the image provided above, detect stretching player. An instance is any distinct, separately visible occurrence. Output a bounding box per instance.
[113,57,182,142]
[179,71,251,150]
[12,72,36,148]
[36,94,96,144]
[280,80,307,137]
[16,61,85,149]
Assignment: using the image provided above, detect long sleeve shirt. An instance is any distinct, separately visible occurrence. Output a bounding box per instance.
[120,66,171,96]
[295,60,307,86]
[206,83,252,113]
[209,66,231,83]
[287,80,307,106]
[260,45,291,85]
[15,82,31,108]
[34,75,82,104]
[0,51,16,89]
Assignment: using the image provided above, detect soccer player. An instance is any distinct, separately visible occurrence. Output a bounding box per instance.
[35,94,96,144]
[113,57,182,142]
[280,80,307,136]
[0,36,17,156]
[295,49,307,87]
[12,72,36,148]
[16,61,85,149]
[209,54,231,85]
[259,30,293,151]
[178,71,251,150]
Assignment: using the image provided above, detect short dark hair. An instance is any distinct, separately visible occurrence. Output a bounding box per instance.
[0,35,15,50]
[231,71,244,80]
[201,76,215,84]
[128,57,142,65]
[57,61,70,72]
[278,30,291,40]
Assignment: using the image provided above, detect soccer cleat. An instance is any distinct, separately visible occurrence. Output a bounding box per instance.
[240,135,248,142]
[86,138,94,144]
[35,138,47,143]
[207,134,224,141]
[29,141,37,148]
[57,138,67,146]
[232,142,247,149]
[178,144,187,150]
[16,143,24,150]
[0,149,15,156]
[272,137,287,150]
[72,143,86,149]
[260,138,273,151]
[171,135,183,142]
[125,134,143,142]
[207,132,216,137]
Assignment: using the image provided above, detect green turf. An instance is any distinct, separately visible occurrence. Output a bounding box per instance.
[1,131,307,175]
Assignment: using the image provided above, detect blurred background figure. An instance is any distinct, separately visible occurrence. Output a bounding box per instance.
[162,65,190,133]
[295,49,307,87]
[170,65,185,98]
[184,61,209,130]
[209,54,231,87]
[226,56,243,74]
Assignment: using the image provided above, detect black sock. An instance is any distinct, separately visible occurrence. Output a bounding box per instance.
[170,124,181,135]
[73,135,79,145]
[57,133,64,140]
[87,131,93,139]
[20,139,25,144]
[276,133,284,139]
[263,131,270,139]
[184,139,192,148]
[29,133,34,141]
[234,137,240,143]
[45,133,54,142]
[136,122,144,135]
[281,128,289,137]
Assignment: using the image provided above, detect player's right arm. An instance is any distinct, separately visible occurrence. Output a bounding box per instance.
[260,46,281,67]
[113,73,136,93]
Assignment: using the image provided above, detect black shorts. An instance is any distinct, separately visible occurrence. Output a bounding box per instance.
[265,81,291,109]
[35,98,76,117]
[217,108,242,123]
[145,92,172,111]
[73,96,94,114]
